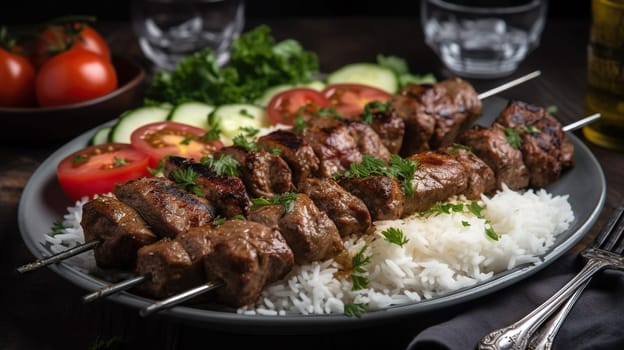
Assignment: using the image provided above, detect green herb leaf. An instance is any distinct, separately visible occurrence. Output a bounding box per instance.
[72,154,89,166]
[352,245,371,274]
[361,100,390,124]
[504,127,522,149]
[467,201,484,218]
[381,227,409,247]
[213,216,225,226]
[233,134,260,152]
[251,192,298,213]
[344,303,368,318]
[351,274,369,290]
[485,224,500,241]
[112,157,128,167]
[170,167,204,196]
[461,220,471,227]
[448,143,473,155]
[200,154,240,177]
[523,125,540,134]
[148,157,166,176]
[49,220,64,237]
[239,126,260,137]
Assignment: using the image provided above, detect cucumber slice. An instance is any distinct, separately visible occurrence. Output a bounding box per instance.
[304,80,326,91]
[167,101,215,129]
[211,104,269,144]
[90,126,112,145]
[326,63,399,94]
[109,106,171,143]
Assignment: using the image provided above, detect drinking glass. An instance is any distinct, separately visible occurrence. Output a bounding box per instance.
[421,0,548,78]
[131,0,245,71]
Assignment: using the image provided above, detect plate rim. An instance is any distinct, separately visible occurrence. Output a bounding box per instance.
[17,116,607,333]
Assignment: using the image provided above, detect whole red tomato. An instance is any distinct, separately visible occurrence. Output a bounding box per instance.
[32,23,111,68]
[35,48,118,107]
[0,47,36,107]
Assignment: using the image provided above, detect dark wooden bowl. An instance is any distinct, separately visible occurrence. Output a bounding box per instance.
[0,55,147,145]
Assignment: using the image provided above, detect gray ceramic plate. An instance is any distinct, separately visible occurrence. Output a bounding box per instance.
[18,98,606,333]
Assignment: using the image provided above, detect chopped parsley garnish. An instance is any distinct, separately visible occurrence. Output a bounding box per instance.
[420,201,498,240]
[361,100,390,124]
[204,112,222,141]
[232,134,260,152]
[504,127,522,149]
[49,220,65,237]
[467,201,485,218]
[426,202,465,216]
[112,157,128,167]
[461,220,471,227]
[72,154,89,166]
[231,214,247,220]
[448,143,473,155]
[351,245,371,291]
[270,147,282,155]
[148,157,166,176]
[340,154,418,196]
[344,303,368,318]
[523,125,540,134]
[292,115,307,132]
[239,108,255,119]
[381,227,409,247]
[239,126,259,137]
[251,192,298,213]
[200,154,240,177]
[485,224,500,241]
[213,216,225,226]
[170,167,204,196]
[180,135,195,145]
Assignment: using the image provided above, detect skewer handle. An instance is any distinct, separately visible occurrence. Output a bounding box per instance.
[82,274,149,303]
[139,280,224,317]
[562,113,601,132]
[17,240,100,274]
[477,70,542,100]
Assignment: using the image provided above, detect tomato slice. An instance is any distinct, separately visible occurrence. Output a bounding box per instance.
[130,121,224,167]
[322,83,393,118]
[266,88,330,125]
[56,143,151,201]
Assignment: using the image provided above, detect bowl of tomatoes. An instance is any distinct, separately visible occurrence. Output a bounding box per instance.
[0,19,146,144]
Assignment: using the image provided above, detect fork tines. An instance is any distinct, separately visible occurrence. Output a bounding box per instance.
[594,199,624,254]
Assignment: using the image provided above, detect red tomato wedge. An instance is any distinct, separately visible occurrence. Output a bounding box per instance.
[322,83,393,118]
[266,87,330,125]
[130,121,223,167]
[56,143,151,201]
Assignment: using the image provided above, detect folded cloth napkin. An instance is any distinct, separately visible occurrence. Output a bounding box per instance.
[406,253,624,350]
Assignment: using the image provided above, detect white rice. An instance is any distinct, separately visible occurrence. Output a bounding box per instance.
[50,185,574,316]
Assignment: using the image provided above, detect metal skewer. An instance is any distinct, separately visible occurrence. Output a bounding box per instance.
[139,280,225,317]
[563,113,601,132]
[17,240,100,274]
[82,274,149,303]
[477,70,542,100]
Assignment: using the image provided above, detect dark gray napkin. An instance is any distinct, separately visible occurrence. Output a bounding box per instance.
[406,253,624,350]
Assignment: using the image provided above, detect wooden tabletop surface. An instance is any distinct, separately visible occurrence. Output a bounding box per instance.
[1,17,622,350]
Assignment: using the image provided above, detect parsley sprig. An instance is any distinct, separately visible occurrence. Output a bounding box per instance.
[351,245,371,291]
[504,127,522,149]
[344,302,368,318]
[233,134,260,152]
[49,220,65,237]
[251,192,298,213]
[420,201,499,241]
[170,167,204,196]
[200,154,240,177]
[339,154,418,196]
[381,227,409,247]
[361,100,391,124]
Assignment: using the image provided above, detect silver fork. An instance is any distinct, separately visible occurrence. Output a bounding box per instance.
[478,200,624,350]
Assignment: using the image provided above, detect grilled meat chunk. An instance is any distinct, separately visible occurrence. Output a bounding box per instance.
[248,193,345,264]
[338,175,404,221]
[390,94,436,156]
[459,124,530,190]
[164,156,251,217]
[257,129,320,185]
[135,239,203,299]
[298,177,372,237]
[496,100,572,187]
[215,146,293,198]
[398,78,482,155]
[301,117,390,178]
[441,145,497,199]
[81,195,159,269]
[114,177,216,237]
[203,220,294,308]
[369,108,406,154]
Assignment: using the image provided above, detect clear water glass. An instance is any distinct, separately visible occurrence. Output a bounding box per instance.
[422,0,548,78]
[132,0,245,71]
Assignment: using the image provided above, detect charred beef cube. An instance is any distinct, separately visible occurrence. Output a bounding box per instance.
[398,78,481,155]
[298,177,372,237]
[301,117,390,178]
[216,146,293,198]
[81,195,159,269]
[176,225,217,281]
[496,100,572,187]
[338,175,404,221]
[390,94,436,156]
[114,177,216,238]
[458,124,530,190]
[134,239,204,299]
[257,130,320,185]
[369,108,406,155]
[164,156,251,217]
[403,151,469,214]
[441,145,497,199]
[203,220,294,308]
[248,193,345,264]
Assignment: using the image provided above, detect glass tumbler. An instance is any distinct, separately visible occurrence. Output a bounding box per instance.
[132,0,245,71]
[421,0,548,78]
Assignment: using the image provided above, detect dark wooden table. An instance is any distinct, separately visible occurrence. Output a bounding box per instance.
[1,17,622,350]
